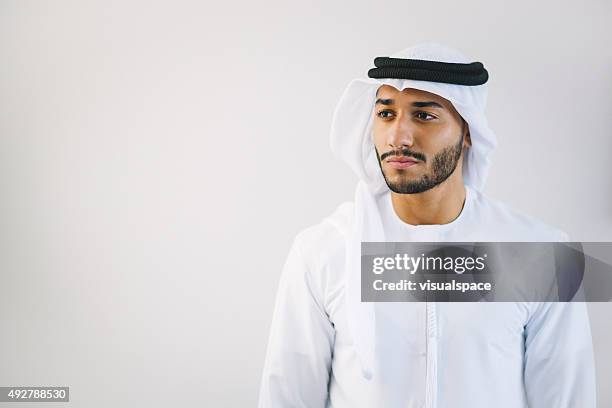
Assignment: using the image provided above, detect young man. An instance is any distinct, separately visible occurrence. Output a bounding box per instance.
[258,43,595,408]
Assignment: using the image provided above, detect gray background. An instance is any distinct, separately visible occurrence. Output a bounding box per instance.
[1,0,611,406]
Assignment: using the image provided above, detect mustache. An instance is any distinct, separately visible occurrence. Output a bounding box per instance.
[379,148,427,162]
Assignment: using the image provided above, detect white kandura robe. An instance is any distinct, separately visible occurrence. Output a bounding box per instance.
[258,184,596,408]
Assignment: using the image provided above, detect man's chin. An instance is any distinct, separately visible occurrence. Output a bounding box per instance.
[385,175,420,188]
[383,174,438,194]
[385,181,421,195]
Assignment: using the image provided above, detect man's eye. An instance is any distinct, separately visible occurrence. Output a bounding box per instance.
[377,110,395,119]
[415,111,435,121]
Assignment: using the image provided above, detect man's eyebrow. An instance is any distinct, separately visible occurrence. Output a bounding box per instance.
[375,98,394,106]
[374,99,445,109]
[411,101,445,109]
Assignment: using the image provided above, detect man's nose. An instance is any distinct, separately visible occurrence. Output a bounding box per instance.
[386,115,415,148]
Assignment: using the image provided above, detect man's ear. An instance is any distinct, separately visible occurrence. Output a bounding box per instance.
[463,121,472,147]
[465,130,472,147]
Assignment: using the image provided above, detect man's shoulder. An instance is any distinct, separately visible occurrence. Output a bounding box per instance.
[471,189,569,241]
[292,201,354,269]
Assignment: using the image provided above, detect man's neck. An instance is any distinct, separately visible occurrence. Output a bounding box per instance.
[390,171,467,226]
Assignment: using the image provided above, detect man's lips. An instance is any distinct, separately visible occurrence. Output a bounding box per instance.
[386,157,420,169]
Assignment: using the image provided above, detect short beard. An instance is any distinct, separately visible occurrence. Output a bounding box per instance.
[376,134,464,194]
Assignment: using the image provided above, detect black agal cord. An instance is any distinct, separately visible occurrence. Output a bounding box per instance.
[368,57,489,86]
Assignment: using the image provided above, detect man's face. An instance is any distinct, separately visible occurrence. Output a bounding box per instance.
[373,85,471,194]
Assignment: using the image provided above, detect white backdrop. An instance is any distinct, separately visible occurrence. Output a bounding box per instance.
[1,0,611,406]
